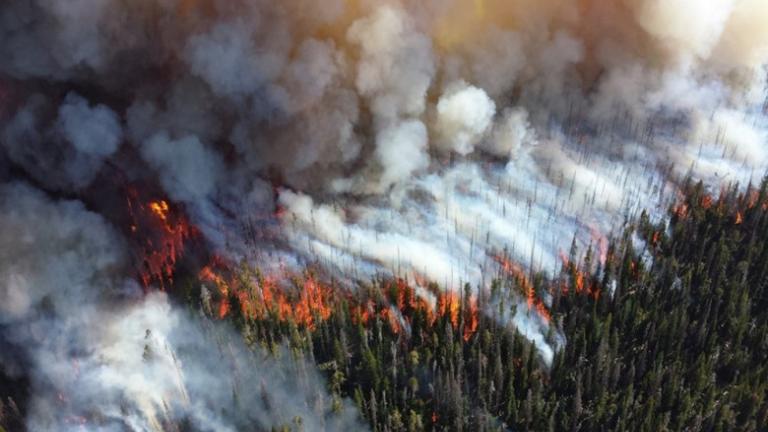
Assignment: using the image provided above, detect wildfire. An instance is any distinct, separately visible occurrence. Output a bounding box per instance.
[574,270,585,293]
[492,253,551,324]
[557,252,600,301]
[673,202,689,219]
[199,258,232,318]
[463,298,479,341]
[744,189,766,210]
[148,200,170,222]
[293,276,334,329]
[200,265,229,295]
[651,231,661,246]
[672,186,768,229]
[199,259,480,340]
[198,261,337,330]
[126,189,195,290]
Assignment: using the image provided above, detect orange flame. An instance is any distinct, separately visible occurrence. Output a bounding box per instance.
[535,301,551,323]
[200,259,480,340]
[493,254,551,325]
[744,189,765,210]
[673,203,688,219]
[558,252,600,300]
[463,299,479,341]
[126,190,195,290]
[148,200,170,222]
[200,262,336,330]
[293,276,333,329]
[200,265,229,295]
[651,231,661,246]
[218,300,230,319]
[574,271,585,293]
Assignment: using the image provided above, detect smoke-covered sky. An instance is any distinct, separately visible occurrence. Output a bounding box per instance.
[2,0,768,429]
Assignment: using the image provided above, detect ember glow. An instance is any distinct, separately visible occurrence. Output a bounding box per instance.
[493,253,552,325]
[126,189,196,290]
[148,200,170,222]
[556,251,601,301]
[200,257,482,340]
[199,259,335,328]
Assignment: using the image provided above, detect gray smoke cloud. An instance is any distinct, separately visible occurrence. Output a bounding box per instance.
[1,92,122,190]
[0,182,365,431]
[2,1,768,422]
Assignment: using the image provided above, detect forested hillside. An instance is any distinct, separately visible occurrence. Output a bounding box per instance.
[180,178,768,431]
[3,179,767,432]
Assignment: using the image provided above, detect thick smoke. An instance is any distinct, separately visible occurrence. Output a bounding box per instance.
[434,81,496,156]
[2,0,768,426]
[2,93,122,190]
[0,183,365,431]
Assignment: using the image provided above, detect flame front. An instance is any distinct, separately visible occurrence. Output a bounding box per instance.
[200,260,480,340]
[148,200,170,222]
[126,189,195,290]
[492,253,552,324]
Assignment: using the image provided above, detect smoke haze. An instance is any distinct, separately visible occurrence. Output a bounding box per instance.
[2,0,768,428]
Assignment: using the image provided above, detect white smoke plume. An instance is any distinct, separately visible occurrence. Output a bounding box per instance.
[434,81,496,156]
[2,0,768,425]
[0,183,366,431]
